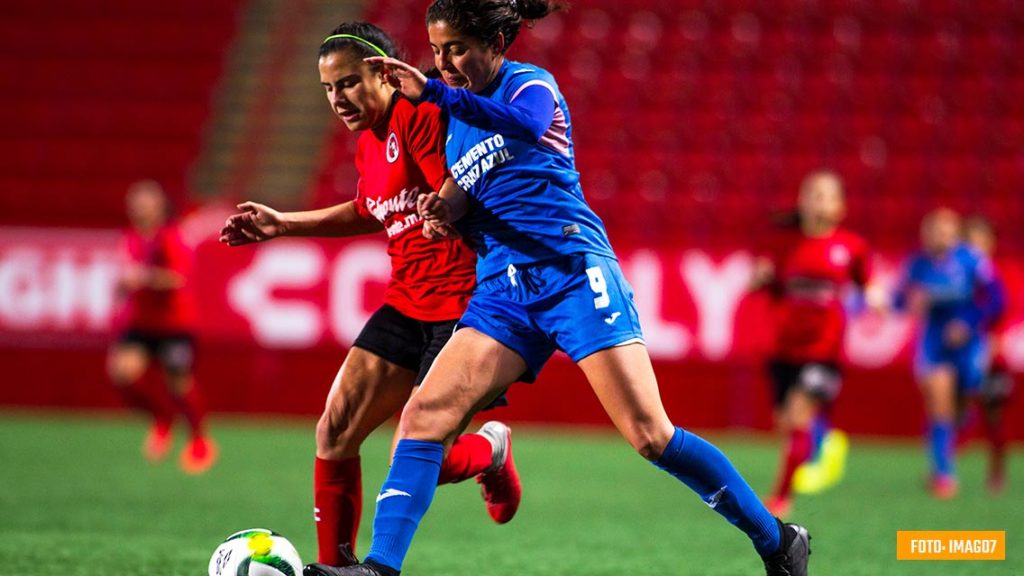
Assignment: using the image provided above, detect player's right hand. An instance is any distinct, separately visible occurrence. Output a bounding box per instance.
[219,201,286,246]
[417,192,451,225]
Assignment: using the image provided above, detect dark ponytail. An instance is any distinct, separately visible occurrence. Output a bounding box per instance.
[426,0,568,53]
[319,22,401,66]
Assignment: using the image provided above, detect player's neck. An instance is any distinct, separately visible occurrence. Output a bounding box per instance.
[370,92,400,138]
[800,220,837,238]
[478,58,506,94]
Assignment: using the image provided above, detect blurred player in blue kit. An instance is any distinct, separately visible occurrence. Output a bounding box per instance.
[303,1,811,576]
[895,208,1005,499]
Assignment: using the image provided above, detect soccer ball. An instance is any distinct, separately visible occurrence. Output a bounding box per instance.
[208,528,304,576]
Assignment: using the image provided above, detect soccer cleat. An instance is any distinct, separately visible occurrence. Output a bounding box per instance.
[301,545,362,573]
[792,461,826,495]
[143,422,173,462]
[180,435,219,474]
[476,421,521,524]
[763,520,811,576]
[764,495,793,519]
[304,561,393,576]
[929,474,958,500]
[819,429,848,489]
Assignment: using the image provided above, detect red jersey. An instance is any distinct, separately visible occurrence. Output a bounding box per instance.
[353,97,475,321]
[766,227,871,363]
[118,225,197,333]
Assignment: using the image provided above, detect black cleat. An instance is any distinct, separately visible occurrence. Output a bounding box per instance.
[763,519,811,576]
[302,544,359,576]
[304,561,396,576]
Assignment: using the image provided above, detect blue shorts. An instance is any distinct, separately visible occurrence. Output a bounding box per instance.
[458,253,645,381]
[914,330,990,393]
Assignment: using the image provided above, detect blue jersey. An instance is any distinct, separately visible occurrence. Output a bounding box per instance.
[422,61,615,281]
[897,244,999,341]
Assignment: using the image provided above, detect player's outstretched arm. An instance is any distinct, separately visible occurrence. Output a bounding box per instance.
[220,201,382,246]
[365,56,554,142]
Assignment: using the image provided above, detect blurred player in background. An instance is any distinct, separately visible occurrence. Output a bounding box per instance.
[108,179,216,474]
[319,2,812,575]
[963,215,1012,492]
[219,22,519,569]
[895,208,1004,499]
[750,171,872,518]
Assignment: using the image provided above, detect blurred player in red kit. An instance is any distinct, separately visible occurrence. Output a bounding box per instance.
[108,179,216,474]
[219,22,520,569]
[964,215,1012,492]
[751,171,872,517]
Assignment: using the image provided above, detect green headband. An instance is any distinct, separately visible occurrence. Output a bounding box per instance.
[321,33,388,58]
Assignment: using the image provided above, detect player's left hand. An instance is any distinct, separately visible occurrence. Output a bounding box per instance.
[365,57,428,101]
[943,319,972,348]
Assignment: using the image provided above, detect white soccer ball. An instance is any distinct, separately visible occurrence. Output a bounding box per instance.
[209,528,304,576]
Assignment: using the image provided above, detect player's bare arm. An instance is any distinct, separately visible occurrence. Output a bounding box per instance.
[220,201,382,246]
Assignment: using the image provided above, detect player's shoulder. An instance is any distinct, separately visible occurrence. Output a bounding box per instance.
[502,60,560,98]
[834,227,869,251]
[390,97,443,136]
[904,250,929,272]
[952,243,985,265]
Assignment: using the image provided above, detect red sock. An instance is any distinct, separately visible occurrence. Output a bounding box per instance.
[172,382,207,438]
[314,456,362,564]
[438,433,494,484]
[116,383,173,428]
[773,428,813,500]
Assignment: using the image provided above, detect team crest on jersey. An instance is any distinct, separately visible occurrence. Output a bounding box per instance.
[386,132,400,163]
[829,244,850,266]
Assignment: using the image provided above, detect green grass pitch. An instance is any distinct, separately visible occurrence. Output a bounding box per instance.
[1,411,1021,575]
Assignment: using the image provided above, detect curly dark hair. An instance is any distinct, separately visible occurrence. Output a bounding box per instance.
[426,0,567,53]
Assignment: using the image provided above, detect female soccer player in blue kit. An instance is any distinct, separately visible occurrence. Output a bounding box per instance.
[304,2,811,575]
[896,208,1005,499]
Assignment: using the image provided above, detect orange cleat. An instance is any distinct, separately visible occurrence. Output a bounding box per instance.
[180,436,219,474]
[476,421,521,524]
[764,496,793,519]
[143,422,173,462]
[929,474,958,500]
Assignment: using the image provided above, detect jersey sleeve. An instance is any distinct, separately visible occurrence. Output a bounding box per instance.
[405,102,449,192]
[972,253,1006,328]
[421,77,556,142]
[352,141,373,220]
[891,257,919,311]
[757,226,790,298]
[162,227,194,277]
[850,234,872,287]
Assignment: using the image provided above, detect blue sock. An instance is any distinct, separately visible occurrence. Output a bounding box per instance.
[810,414,829,462]
[929,421,954,476]
[654,427,781,557]
[365,439,444,572]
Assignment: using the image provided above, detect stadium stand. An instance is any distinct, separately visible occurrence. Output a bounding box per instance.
[309,0,1024,253]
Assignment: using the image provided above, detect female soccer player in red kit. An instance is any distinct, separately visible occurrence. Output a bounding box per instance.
[109,179,216,474]
[219,23,520,569]
[751,171,872,517]
[963,215,1012,492]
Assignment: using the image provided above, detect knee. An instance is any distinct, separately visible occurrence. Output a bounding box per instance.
[398,395,456,444]
[627,424,674,461]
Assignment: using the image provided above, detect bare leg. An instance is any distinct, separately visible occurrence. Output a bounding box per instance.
[577,343,782,557]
